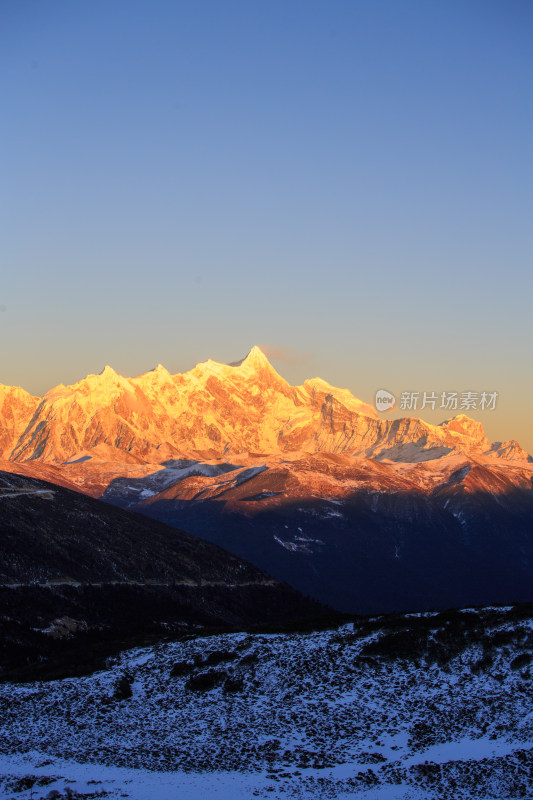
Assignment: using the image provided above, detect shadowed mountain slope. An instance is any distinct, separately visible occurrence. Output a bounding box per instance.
[0,469,328,679]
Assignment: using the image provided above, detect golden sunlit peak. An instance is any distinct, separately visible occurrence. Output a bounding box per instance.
[227,345,271,369]
[240,345,271,367]
[439,415,488,445]
[98,365,118,378]
[442,414,481,427]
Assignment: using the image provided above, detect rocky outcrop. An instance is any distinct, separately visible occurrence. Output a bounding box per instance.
[0,385,40,459]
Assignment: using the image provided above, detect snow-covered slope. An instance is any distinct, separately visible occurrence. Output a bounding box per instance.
[1,604,533,799]
[0,384,40,459]
[118,451,533,516]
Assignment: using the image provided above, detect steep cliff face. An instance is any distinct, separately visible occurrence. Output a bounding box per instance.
[486,439,531,461]
[0,385,40,459]
[0,347,527,465]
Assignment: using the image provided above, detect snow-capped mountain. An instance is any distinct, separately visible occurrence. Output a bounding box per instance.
[1,347,532,614]
[0,384,40,459]
[1,346,527,464]
[2,352,533,800]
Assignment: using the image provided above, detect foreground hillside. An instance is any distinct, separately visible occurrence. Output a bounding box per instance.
[0,470,326,679]
[1,604,533,798]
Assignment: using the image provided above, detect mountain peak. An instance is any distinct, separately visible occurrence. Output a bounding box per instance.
[131,363,173,388]
[237,345,272,370]
[98,365,118,378]
[151,363,171,377]
[439,414,488,445]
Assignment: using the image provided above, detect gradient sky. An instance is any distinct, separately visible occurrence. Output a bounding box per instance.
[2,1,532,452]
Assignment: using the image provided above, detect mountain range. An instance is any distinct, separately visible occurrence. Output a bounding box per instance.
[1,346,532,614]
[1,346,529,465]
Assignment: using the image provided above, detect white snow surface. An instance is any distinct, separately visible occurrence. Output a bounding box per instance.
[1,611,533,799]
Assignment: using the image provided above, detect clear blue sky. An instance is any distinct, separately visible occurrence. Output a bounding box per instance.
[1,1,532,450]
